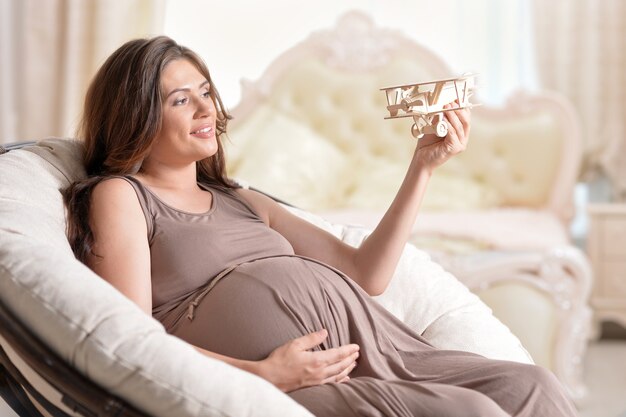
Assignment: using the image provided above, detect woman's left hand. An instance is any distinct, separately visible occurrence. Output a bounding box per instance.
[412,101,471,173]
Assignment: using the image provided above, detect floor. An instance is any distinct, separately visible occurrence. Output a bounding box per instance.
[2,340,626,417]
[579,340,626,417]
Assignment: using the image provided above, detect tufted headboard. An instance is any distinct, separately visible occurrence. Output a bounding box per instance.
[226,11,582,224]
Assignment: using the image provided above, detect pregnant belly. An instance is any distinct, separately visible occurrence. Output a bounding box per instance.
[170,256,359,361]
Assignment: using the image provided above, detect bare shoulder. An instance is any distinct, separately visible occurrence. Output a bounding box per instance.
[91,177,144,223]
[92,177,136,200]
[234,187,269,202]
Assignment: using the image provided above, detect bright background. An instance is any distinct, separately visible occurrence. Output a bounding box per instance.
[163,0,536,108]
[0,0,624,212]
[1,2,626,416]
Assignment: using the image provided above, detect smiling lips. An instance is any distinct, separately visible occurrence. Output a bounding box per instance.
[190,125,214,139]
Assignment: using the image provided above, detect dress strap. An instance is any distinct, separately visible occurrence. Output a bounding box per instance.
[186,263,239,321]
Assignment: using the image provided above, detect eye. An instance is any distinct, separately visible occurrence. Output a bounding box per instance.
[201,89,211,99]
[173,97,188,106]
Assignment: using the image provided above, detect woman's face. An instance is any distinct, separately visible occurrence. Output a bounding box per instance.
[147,59,218,167]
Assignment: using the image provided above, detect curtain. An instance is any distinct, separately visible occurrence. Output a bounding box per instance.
[532,0,626,200]
[0,0,165,145]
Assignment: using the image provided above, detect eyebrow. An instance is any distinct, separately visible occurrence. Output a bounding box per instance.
[166,80,210,98]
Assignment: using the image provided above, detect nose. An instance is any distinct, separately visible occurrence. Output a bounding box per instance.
[195,96,215,119]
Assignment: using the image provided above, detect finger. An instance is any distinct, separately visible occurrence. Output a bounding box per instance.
[320,350,359,377]
[320,358,358,384]
[447,100,470,134]
[444,123,462,152]
[315,343,360,366]
[443,115,462,148]
[336,360,358,380]
[448,107,470,143]
[300,349,358,387]
[302,343,359,375]
[451,104,470,135]
[445,107,463,135]
[444,104,463,134]
[292,329,328,351]
[458,108,471,138]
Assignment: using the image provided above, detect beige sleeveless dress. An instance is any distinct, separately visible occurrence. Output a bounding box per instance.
[120,176,576,417]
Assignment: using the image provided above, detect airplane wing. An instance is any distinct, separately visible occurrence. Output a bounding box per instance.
[380,73,478,92]
[383,103,481,119]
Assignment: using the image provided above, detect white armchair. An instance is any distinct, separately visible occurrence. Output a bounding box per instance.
[225,11,593,401]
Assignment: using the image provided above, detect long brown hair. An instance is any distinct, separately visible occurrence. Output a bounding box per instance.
[63,36,236,263]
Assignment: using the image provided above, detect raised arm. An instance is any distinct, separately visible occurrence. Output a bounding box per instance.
[353,102,471,293]
[88,178,358,393]
[241,102,470,296]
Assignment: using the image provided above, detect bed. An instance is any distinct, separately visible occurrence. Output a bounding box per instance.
[224,10,592,401]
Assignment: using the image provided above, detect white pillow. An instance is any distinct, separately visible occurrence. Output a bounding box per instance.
[227,106,351,211]
[0,138,313,417]
[343,154,502,212]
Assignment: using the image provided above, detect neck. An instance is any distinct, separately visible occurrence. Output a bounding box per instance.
[137,160,199,191]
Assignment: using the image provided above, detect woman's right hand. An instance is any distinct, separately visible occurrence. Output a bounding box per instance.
[254,329,360,392]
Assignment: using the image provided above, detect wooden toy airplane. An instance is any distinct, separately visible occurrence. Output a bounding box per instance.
[381,73,478,138]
